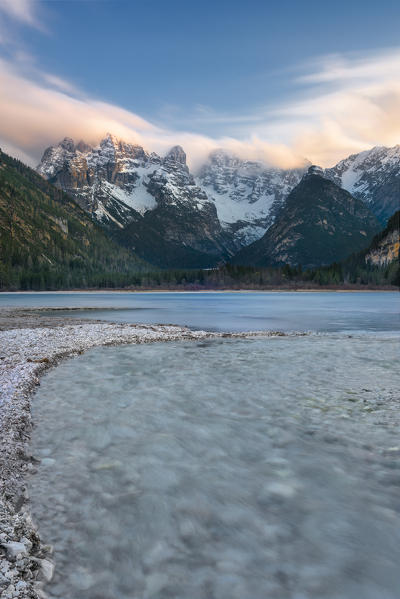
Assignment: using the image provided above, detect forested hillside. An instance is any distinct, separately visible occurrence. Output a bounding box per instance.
[232,167,380,268]
[112,213,399,289]
[0,150,148,290]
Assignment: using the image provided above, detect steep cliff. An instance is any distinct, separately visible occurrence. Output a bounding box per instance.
[364,211,399,267]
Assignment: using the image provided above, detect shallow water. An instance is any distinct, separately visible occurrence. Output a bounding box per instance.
[1,290,399,332]
[30,334,400,599]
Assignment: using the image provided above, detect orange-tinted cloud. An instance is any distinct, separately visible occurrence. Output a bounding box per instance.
[0,48,399,170]
[0,57,306,169]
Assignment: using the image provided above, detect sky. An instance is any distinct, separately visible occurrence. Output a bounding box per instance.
[0,0,399,169]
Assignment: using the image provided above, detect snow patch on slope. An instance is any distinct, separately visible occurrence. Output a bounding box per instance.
[201,183,275,226]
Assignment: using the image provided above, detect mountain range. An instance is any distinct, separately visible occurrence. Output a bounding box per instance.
[0,144,398,290]
[36,135,399,268]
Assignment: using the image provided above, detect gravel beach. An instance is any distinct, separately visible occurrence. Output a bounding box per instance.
[0,308,287,599]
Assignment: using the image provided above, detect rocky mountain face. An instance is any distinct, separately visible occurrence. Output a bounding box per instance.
[36,136,311,265]
[325,145,400,224]
[37,136,398,268]
[364,210,399,267]
[196,150,308,249]
[37,135,234,267]
[38,134,168,228]
[37,138,309,251]
[139,146,233,259]
[232,166,380,268]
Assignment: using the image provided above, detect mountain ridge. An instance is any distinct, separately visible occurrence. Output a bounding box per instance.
[36,135,399,268]
[325,144,400,223]
[231,167,380,268]
[37,134,234,267]
[1,144,397,289]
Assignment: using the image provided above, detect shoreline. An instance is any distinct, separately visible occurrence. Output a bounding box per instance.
[0,309,294,599]
[0,287,397,294]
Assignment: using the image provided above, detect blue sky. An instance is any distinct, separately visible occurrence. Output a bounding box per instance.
[0,0,399,167]
[28,0,400,133]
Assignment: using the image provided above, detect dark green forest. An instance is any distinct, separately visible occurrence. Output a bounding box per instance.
[0,150,148,290]
[89,259,397,291]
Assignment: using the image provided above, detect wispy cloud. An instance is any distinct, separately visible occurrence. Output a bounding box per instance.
[275,49,400,164]
[297,48,400,86]
[0,56,307,170]
[0,0,45,43]
[186,49,400,165]
[0,12,399,171]
[0,0,39,27]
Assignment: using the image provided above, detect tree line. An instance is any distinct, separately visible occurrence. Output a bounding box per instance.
[2,261,397,291]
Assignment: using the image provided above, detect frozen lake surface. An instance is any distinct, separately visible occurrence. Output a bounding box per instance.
[30,333,400,599]
[1,290,399,333]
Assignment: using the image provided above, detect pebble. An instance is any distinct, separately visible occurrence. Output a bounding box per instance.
[39,559,55,583]
[1,543,28,560]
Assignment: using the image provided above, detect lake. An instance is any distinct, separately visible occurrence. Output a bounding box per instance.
[14,291,400,598]
[1,291,399,332]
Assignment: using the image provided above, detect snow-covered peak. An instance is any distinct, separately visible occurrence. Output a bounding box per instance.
[37,138,77,178]
[306,165,325,177]
[99,133,118,151]
[59,137,75,152]
[102,131,119,144]
[164,145,187,165]
[76,140,92,153]
[197,149,308,248]
[325,144,400,222]
[327,145,400,183]
[36,134,216,232]
[97,134,148,163]
[207,148,240,167]
[204,149,268,176]
[36,133,399,253]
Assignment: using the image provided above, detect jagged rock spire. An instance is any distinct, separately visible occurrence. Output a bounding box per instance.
[306,165,324,177]
[59,137,75,152]
[165,145,186,165]
[76,140,92,153]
